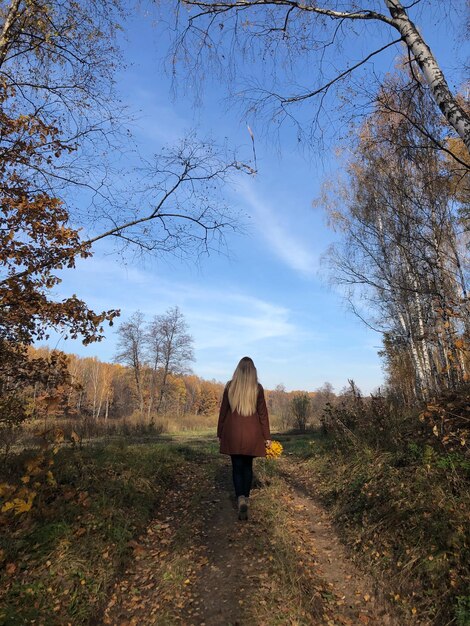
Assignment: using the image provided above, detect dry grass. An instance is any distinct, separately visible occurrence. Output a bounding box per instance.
[14,412,219,449]
[159,412,218,433]
[13,411,286,453]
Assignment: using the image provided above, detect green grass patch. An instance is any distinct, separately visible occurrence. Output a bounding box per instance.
[0,440,190,625]
[276,430,334,457]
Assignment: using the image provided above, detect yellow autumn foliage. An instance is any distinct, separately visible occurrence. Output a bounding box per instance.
[0,483,14,498]
[1,436,60,517]
[265,440,283,459]
[1,489,36,514]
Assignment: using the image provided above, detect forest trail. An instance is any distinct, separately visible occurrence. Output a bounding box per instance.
[101,436,398,626]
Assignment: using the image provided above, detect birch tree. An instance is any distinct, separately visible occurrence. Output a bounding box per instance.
[114,308,194,420]
[86,358,114,420]
[173,0,469,153]
[327,73,469,400]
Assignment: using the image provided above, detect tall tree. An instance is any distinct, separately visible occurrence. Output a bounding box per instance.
[311,382,335,424]
[149,307,195,415]
[114,308,195,419]
[0,0,123,426]
[291,392,311,432]
[115,312,147,417]
[0,1,250,424]
[268,383,291,429]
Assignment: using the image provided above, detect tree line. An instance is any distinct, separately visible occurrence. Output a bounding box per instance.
[12,346,223,429]
[0,299,337,440]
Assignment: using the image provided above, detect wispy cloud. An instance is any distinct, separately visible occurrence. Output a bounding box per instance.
[191,292,296,350]
[55,255,299,357]
[237,179,318,277]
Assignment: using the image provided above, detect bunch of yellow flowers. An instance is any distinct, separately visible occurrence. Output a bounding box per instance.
[265,440,283,459]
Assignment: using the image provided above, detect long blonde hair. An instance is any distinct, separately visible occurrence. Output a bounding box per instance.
[228,356,259,416]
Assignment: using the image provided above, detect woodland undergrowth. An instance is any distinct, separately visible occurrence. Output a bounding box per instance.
[277,389,470,626]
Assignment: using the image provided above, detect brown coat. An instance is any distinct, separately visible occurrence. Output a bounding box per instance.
[217,383,271,457]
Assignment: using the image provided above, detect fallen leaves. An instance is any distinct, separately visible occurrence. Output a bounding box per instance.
[2,439,422,626]
[102,464,213,625]
[1,491,36,514]
[5,563,17,575]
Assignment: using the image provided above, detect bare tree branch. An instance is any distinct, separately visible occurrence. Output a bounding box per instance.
[0,137,252,286]
[173,0,470,151]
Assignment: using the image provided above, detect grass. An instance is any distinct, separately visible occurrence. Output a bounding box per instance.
[0,439,192,625]
[15,411,286,452]
[273,430,470,626]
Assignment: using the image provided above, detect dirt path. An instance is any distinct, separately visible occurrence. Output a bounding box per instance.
[100,444,398,626]
[275,465,396,626]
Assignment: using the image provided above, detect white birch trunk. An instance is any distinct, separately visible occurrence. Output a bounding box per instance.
[91,361,100,421]
[409,271,436,391]
[96,392,103,420]
[429,200,465,387]
[0,0,21,68]
[397,309,426,398]
[384,0,470,151]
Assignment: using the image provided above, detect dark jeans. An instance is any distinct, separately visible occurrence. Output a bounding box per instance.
[230,454,254,498]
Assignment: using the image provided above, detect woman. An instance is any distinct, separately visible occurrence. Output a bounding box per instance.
[217,356,271,520]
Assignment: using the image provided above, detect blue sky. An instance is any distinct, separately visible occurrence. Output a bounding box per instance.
[46,1,468,393]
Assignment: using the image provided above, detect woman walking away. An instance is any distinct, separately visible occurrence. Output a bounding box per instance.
[217,357,271,520]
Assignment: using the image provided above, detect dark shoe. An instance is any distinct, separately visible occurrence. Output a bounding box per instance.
[238,495,248,521]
